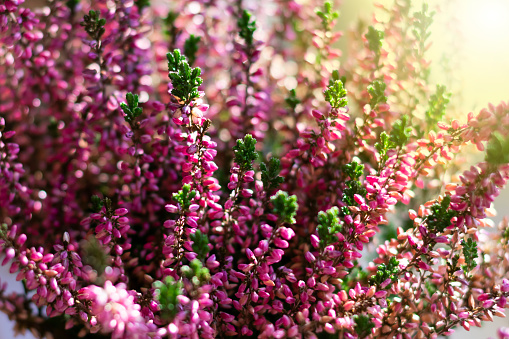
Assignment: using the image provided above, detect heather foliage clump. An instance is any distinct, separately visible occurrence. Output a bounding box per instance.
[1,0,509,338]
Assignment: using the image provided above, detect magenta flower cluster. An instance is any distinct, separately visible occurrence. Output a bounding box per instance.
[1,0,509,338]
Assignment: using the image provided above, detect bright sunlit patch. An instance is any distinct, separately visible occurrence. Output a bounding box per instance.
[456,0,509,45]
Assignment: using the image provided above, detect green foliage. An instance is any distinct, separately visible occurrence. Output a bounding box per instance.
[285,89,300,110]
[120,92,143,124]
[315,1,339,30]
[237,10,256,46]
[184,35,201,66]
[324,70,348,109]
[375,131,392,165]
[427,196,457,233]
[365,26,384,55]
[233,134,258,172]
[343,161,364,181]
[271,191,298,224]
[134,0,150,11]
[80,10,106,40]
[81,237,109,276]
[164,11,179,37]
[153,276,182,320]
[90,195,104,213]
[367,80,387,107]
[390,115,412,148]
[413,3,435,57]
[172,184,197,211]
[167,49,203,104]
[354,314,376,338]
[190,230,210,261]
[260,157,285,192]
[370,256,399,288]
[375,116,411,165]
[486,132,509,166]
[461,238,478,275]
[317,207,342,247]
[0,223,7,238]
[342,161,367,207]
[66,0,79,9]
[181,259,210,285]
[425,85,451,131]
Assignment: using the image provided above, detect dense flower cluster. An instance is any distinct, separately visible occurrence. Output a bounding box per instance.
[1,0,509,338]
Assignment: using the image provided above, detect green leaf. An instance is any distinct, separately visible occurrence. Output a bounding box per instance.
[425,84,451,131]
[370,256,400,288]
[285,89,300,110]
[461,238,478,275]
[427,196,457,233]
[315,1,339,30]
[365,26,384,55]
[172,184,197,211]
[153,277,182,320]
[324,71,348,109]
[66,0,79,9]
[233,134,258,172]
[135,0,150,11]
[375,131,393,165]
[367,80,387,108]
[354,315,376,338]
[237,10,256,46]
[121,92,143,124]
[486,132,509,166]
[91,195,104,213]
[80,10,106,40]
[184,35,201,66]
[343,161,364,181]
[181,259,210,285]
[341,162,367,207]
[260,157,285,192]
[271,191,298,224]
[317,206,342,247]
[190,230,210,261]
[167,49,203,104]
[389,115,412,148]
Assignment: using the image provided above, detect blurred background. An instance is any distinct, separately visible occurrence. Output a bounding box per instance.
[1,0,508,337]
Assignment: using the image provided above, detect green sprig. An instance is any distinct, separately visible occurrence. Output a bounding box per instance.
[324,70,348,109]
[153,277,182,320]
[354,314,376,338]
[461,238,478,275]
[167,49,203,104]
[427,196,457,233]
[365,26,384,56]
[237,10,256,47]
[390,115,412,148]
[120,92,143,124]
[367,80,387,108]
[271,191,298,224]
[190,230,210,261]
[486,132,509,166]
[286,89,300,110]
[315,1,339,30]
[317,206,342,247]
[370,256,399,288]
[172,184,197,211]
[425,84,451,131]
[80,10,106,40]
[184,35,201,66]
[181,259,210,285]
[260,157,285,192]
[233,134,258,172]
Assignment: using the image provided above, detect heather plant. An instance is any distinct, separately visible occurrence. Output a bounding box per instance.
[1,0,509,338]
